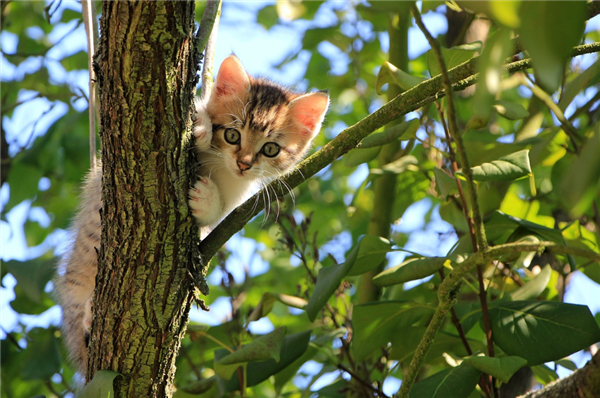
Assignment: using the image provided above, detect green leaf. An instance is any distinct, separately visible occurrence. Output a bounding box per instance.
[558,58,600,111]
[256,5,278,29]
[372,257,446,287]
[484,211,565,247]
[306,261,355,322]
[20,328,61,380]
[473,28,513,120]
[518,1,587,92]
[463,355,527,383]
[221,330,312,392]
[248,293,307,322]
[78,370,121,398]
[390,326,484,363]
[5,162,44,212]
[490,301,600,365]
[558,128,600,217]
[493,100,530,120]
[433,167,459,199]
[347,234,392,276]
[371,155,418,175]
[358,119,419,148]
[60,50,89,71]
[409,363,481,398]
[427,42,481,78]
[343,146,381,167]
[376,61,425,94]
[469,150,532,182]
[531,364,559,385]
[214,327,286,380]
[5,258,55,303]
[353,301,434,362]
[508,265,551,301]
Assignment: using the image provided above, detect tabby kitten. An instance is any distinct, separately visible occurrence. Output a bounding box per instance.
[55,54,329,373]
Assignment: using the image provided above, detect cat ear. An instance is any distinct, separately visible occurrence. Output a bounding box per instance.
[288,91,330,138]
[214,55,250,98]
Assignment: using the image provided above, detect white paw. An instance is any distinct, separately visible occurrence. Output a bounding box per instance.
[83,298,93,332]
[193,99,213,151]
[189,176,222,227]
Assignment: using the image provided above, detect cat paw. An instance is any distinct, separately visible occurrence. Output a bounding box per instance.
[189,176,222,227]
[193,99,213,151]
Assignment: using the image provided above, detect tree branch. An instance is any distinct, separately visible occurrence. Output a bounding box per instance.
[395,241,600,397]
[197,41,600,264]
[516,350,600,398]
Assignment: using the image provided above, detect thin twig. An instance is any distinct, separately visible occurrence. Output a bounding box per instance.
[197,0,222,102]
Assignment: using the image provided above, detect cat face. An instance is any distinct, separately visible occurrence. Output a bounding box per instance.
[205,55,329,181]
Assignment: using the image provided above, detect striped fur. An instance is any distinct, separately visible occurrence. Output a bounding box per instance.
[56,55,329,375]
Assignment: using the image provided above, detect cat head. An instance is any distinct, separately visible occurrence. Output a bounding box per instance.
[206,55,329,181]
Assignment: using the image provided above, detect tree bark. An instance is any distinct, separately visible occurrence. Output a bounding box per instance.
[517,351,600,398]
[90,2,201,396]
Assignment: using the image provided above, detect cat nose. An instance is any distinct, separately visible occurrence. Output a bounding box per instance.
[237,161,252,171]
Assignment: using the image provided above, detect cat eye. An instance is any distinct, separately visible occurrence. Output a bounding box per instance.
[261,142,280,158]
[224,128,241,145]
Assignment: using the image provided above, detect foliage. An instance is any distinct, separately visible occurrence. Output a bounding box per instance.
[2,1,600,398]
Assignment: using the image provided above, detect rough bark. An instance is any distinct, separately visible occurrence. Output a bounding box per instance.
[517,351,600,398]
[90,2,200,397]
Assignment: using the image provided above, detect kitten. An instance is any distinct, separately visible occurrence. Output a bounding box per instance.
[189,55,330,235]
[55,54,329,374]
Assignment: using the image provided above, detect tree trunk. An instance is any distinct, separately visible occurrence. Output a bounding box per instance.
[89,2,201,396]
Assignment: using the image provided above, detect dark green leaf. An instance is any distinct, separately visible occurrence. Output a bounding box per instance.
[358,119,419,148]
[494,100,530,120]
[347,234,392,276]
[5,162,44,212]
[433,167,459,199]
[78,370,121,398]
[463,355,527,383]
[5,258,55,303]
[306,243,359,321]
[20,328,61,380]
[221,330,312,392]
[409,363,481,398]
[559,58,600,111]
[214,327,286,380]
[518,1,587,92]
[256,5,278,29]
[490,301,600,365]
[343,146,381,167]
[373,257,445,287]
[353,301,434,362]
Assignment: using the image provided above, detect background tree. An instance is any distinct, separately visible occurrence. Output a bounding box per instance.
[2,1,600,398]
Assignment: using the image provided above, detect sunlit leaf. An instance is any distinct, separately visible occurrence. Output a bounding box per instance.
[376,61,425,94]
[468,150,532,182]
[347,234,392,276]
[343,146,381,167]
[427,42,481,78]
[508,265,551,300]
[373,257,445,287]
[490,301,600,365]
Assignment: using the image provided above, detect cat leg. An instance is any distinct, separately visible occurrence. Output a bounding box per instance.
[189,176,222,227]
[193,98,213,151]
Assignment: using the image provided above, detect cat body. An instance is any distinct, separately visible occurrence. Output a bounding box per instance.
[56,55,329,374]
